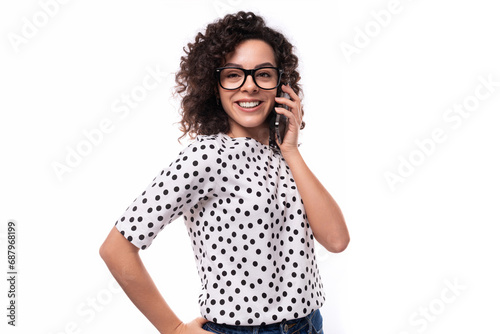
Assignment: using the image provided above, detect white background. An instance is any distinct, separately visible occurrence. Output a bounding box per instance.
[1,0,499,333]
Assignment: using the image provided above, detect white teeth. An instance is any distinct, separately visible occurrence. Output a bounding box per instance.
[238,101,260,108]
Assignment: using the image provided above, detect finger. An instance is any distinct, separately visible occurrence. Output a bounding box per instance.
[195,317,209,326]
[281,84,300,102]
[274,95,301,116]
[275,107,299,129]
[274,96,295,110]
[275,104,301,126]
[194,317,211,333]
[281,84,299,100]
[278,84,302,118]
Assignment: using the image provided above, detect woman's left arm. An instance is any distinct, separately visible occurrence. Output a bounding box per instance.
[275,84,349,253]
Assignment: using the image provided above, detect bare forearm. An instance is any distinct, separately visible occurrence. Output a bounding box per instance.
[282,149,349,253]
[100,246,182,333]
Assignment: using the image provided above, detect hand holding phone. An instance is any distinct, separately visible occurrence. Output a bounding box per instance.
[275,91,290,144]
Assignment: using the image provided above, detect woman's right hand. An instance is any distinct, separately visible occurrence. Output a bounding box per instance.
[171,317,212,334]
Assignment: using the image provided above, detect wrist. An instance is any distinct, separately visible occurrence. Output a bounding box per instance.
[160,321,184,334]
[281,146,301,161]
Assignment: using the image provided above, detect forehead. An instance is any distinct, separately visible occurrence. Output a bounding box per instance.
[224,39,277,67]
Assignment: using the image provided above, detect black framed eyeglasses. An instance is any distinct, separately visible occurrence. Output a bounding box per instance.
[215,66,283,90]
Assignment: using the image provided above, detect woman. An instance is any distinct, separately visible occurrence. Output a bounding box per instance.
[100,11,349,334]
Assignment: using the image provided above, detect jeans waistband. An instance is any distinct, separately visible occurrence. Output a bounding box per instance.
[206,309,319,333]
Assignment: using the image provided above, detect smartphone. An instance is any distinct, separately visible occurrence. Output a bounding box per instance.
[275,91,290,144]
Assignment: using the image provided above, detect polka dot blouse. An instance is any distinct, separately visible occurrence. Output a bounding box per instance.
[115,133,325,326]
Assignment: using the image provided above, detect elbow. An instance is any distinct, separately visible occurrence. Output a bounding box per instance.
[99,242,110,262]
[99,239,117,263]
[99,227,140,264]
[326,234,350,253]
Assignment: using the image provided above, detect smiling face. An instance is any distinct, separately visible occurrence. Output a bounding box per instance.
[218,39,279,143]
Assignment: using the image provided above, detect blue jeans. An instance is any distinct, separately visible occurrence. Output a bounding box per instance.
[202,309,324,334]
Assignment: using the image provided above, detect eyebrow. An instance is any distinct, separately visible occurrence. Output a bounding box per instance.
[223,62,276,68]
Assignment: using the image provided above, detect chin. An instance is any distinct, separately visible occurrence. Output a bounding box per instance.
[236,112,271,127]
[235,118,267,129]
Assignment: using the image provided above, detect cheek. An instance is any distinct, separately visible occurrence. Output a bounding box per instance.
[218,91,233,110]
[266,92,278,111]
[220,98,233,112]
[265,101,275,113]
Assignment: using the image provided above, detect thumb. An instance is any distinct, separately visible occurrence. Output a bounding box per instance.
[195,317,209,327]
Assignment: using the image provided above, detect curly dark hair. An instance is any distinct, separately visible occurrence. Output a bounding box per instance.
[175,11,305,140]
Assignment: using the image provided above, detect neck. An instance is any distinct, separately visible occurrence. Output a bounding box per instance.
[227,123,270,146]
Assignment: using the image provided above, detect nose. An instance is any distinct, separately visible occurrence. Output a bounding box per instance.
[241,73,259,92]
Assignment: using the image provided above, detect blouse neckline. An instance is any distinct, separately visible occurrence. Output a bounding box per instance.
[218,132,280,152]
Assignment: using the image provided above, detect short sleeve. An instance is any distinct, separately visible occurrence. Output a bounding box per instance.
[114,137,219,250]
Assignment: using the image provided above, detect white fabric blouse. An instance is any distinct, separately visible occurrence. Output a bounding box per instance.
[114,132,325,326]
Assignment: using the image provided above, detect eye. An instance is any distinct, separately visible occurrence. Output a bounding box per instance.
[221,69,244,79]
[227,72,242,78]
[256,71,272,78]
[255,68,278,82]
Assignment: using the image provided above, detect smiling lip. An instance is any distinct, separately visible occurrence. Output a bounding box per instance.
[235,100,263,112]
